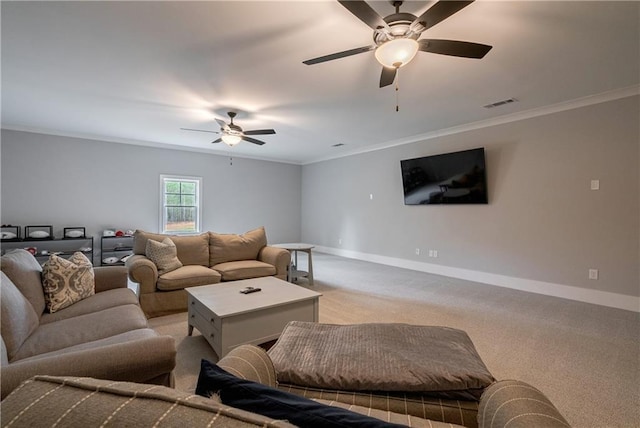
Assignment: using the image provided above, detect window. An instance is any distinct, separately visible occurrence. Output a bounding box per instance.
[160,175,202,234]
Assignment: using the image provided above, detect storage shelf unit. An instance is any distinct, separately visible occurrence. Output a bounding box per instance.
[101,235,134,266]
[1,237,94,265]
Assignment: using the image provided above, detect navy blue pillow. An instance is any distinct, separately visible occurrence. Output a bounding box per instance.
[196,359,406,428]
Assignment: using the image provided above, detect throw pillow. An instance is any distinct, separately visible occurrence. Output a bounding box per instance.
[42,252,95,313]
[196,360,405,428]
[146,237,182,275]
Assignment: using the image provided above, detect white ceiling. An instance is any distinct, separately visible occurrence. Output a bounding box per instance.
[2,1,639,165]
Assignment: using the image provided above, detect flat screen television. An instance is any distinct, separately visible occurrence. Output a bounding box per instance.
[400,148,488,205]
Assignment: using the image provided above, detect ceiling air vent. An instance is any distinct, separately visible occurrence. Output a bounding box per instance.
[483,98,518,109]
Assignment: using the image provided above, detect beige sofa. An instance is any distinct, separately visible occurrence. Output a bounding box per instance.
[0,249,176,399]
[1,345,571,427]
[126,227,291,318]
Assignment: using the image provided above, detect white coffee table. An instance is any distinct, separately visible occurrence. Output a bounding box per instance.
[186,276,321,358]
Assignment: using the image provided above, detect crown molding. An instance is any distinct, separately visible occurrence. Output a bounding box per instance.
[304,85,640,165]
[0,126,301,166]
[3,85,637,167]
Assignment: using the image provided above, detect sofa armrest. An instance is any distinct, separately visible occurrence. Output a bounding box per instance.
[217,344,277,388]
[478,380,570,428]
[1,333,176,399]
[258,246,291,279]
[125,255,158,295]
[93,266,128,293]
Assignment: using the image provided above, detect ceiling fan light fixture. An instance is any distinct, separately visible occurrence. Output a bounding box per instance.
[221,134,242,147]
[375,38,419,68]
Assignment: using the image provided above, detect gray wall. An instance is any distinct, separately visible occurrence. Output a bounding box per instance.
[2,96,638,307]
[301,96,639,300]
[0,130,302,257]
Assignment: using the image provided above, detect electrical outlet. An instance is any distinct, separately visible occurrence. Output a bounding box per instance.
[338,238,342,246]
[590,180,600,190]
[433,250,438,258]
[589,269,598,280]
[428,250,434,257]
[369,193,374,200]
[415,248,420,255]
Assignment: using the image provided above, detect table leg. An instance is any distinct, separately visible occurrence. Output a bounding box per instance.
[307,249,314,285]
[292,250,298,282]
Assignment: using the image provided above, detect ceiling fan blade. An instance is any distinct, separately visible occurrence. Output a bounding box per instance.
[379,66,397,88]
[419,39,492,59]
[180,127,219,134]
[215,118,228,129]
[242,136,266,146]
[243,129,276,135]
[413,1,474,31]
[338,0,389,31]
[303,45,375,65]
[211,138,223,144]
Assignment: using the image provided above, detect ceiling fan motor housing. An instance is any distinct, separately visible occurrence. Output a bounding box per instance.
[227,123,242,134]
[225,112,243,135]
[374,13,424,45]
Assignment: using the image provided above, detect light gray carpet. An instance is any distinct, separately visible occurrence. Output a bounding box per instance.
[148,252,639,428]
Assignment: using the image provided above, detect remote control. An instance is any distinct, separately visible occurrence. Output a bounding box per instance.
[240,287,261,294]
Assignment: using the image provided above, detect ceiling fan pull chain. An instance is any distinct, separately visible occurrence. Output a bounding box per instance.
[395,69,400,112]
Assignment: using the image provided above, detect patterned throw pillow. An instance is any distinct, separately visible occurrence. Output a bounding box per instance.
[146,237,183,275]
[42,252,95,313]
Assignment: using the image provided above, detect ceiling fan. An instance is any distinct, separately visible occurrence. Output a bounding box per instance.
[181,112,276,147]
[303,0,492,88]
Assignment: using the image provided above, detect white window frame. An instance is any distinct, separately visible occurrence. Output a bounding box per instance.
[159,174,202,234]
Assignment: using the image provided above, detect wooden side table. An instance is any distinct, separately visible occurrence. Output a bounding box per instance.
[273,243,315,285]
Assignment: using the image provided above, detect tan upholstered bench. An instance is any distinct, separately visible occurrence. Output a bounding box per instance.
[216,344,571,428]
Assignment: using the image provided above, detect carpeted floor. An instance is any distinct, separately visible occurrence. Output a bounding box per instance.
[148,252,639,428]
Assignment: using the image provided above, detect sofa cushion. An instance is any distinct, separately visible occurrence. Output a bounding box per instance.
[145,238,182,275]
[0,249,46,315]
[156,265,221,291]
[133,230,167,255]
[93,265,128,293]
[12,304,149,361]
[14,329,163,363]
[209,227,267,266]
[0,272,40,362]
[1,376,294,428]
[213,260,276,281]
[170,234,210,266]
[39,288,139,324]
[279,383,480,427]
[196,360,404,428]
[42,252,95,313]
[1,336,8,366]
[312,398,463,428]
[133,230,209,266]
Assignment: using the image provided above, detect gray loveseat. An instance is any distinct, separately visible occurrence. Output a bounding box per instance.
[0,249,176,399]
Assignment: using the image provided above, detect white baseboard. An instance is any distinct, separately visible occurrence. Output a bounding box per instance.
[314,246,640,313]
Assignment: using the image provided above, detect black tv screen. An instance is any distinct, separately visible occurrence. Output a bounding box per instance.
[401,148,488,205]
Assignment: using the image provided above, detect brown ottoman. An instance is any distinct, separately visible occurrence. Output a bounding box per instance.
[268,321,495,428]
